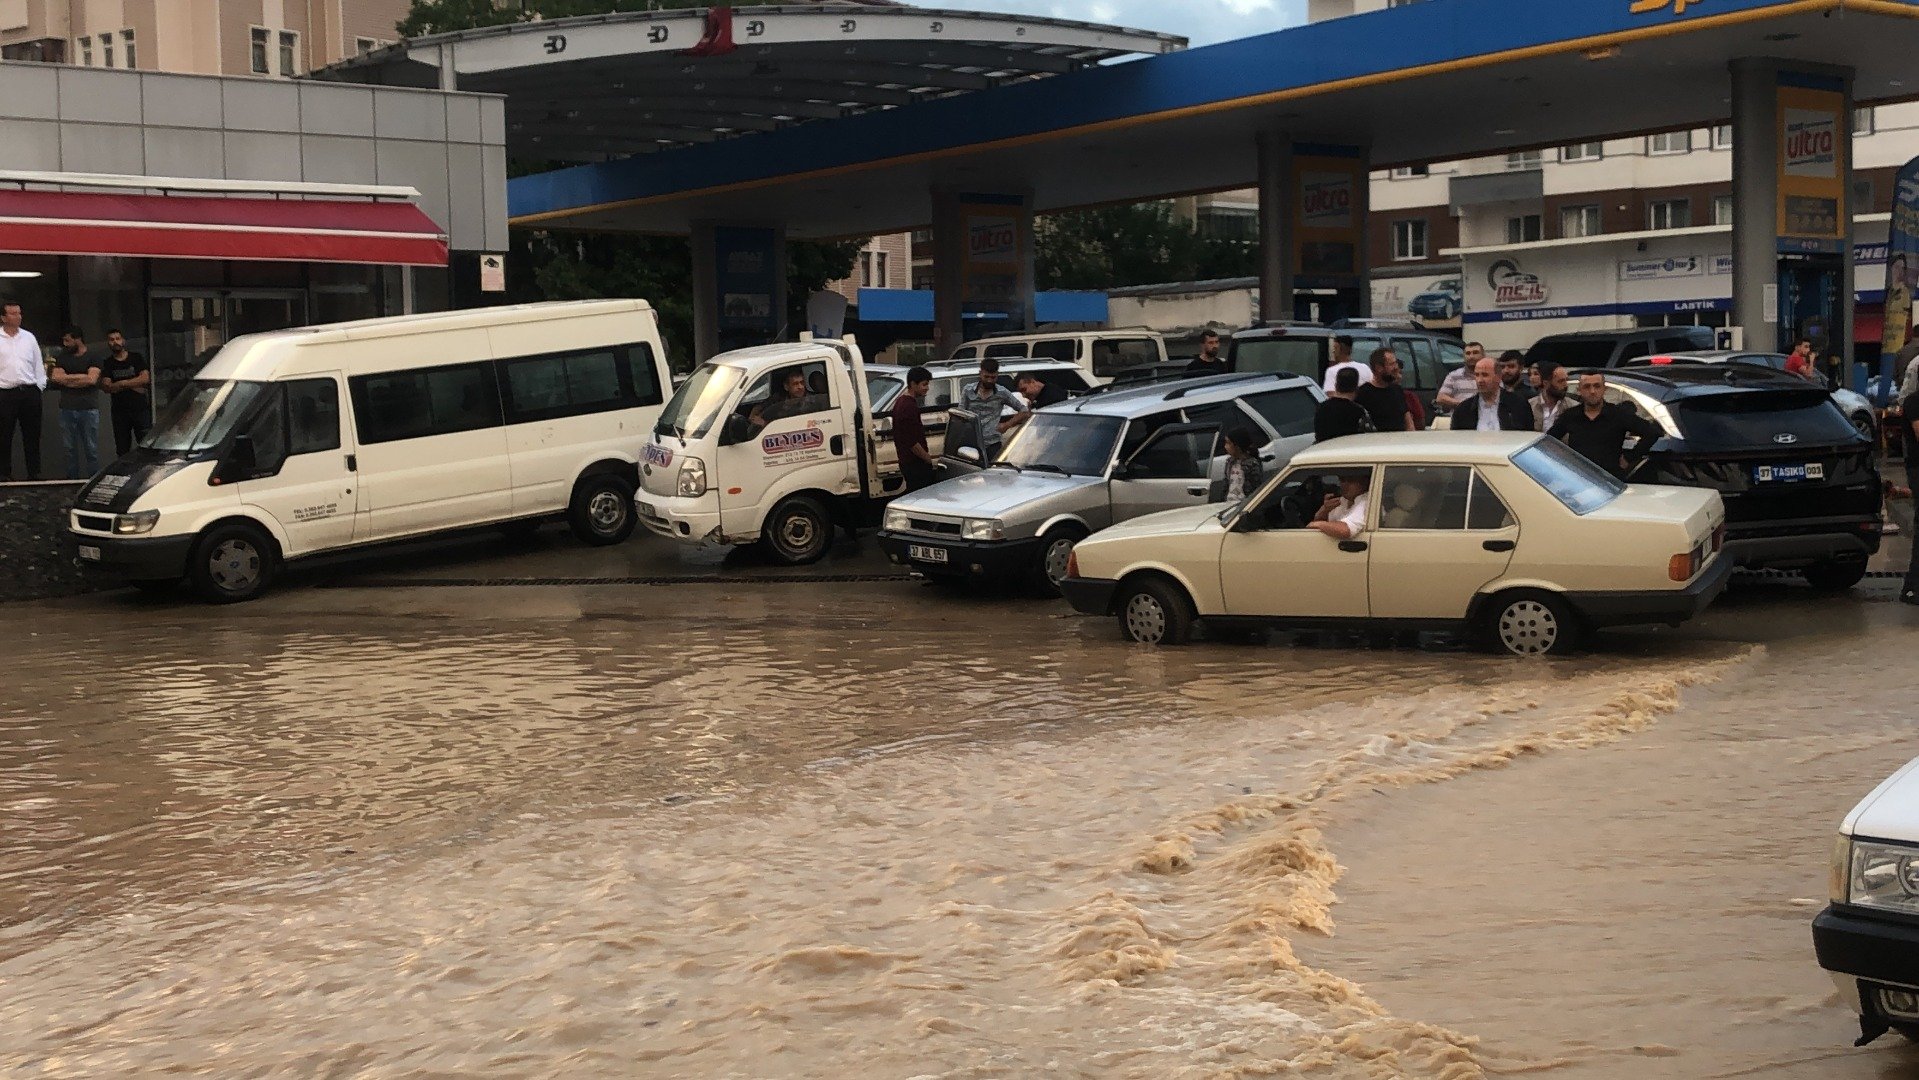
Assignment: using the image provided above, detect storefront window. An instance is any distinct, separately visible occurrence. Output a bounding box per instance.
[67,256,148,366]
[311,263,385,325]
[0,254,64,352]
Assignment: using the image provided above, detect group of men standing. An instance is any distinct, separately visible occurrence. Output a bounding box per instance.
[0,302,152,482]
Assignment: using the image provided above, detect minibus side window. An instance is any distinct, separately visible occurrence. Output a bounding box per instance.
[498,343,663,425]
[286,379,341,455]
[350,362,502,445]
[243,386,289,476]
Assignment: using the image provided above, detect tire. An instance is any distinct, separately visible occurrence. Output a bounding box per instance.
[128,578,178,595]
[759,495,832,565]
[1479,589,1580,657]
[187,522,277,604]
[1849,410,1876,441]
[1803,558,1869,592]
[1116,576,1195,646]
[1030,526,1087,597]
[567,473,636,547]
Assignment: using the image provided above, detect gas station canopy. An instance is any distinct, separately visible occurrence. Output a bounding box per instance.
[318,4,1184,164]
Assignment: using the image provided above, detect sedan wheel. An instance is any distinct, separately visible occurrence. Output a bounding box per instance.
[1116,577,1195,646]
[1123,592,1167,644]
[1486,591,1579,657]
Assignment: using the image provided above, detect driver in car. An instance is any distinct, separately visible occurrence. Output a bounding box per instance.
[750,368,822,430]
[1308,470,1372,541]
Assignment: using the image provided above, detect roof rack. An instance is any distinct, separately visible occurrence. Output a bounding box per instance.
[1163,372,1283,400]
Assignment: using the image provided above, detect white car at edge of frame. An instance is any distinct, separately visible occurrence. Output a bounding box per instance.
[1059,431,1732,657]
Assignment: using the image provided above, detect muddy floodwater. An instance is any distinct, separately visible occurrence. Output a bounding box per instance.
[3,575,1918,1077]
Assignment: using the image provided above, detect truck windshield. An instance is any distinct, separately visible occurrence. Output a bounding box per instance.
[145,379,271,453]
[656,364,744,440]
[997,414,1125,476]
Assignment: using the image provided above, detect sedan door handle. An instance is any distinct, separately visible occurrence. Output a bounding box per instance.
[1482,539,1516,552]
[1186,486,1207,496]
[1338,540,1368,553]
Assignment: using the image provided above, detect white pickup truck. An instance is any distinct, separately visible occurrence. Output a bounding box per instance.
[636,336,902,564]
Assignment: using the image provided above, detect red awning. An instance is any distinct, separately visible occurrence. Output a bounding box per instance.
[0,189,448,266]
[1856,306,1884,350]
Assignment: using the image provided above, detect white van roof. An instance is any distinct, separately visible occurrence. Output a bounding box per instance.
[197,299,655,381]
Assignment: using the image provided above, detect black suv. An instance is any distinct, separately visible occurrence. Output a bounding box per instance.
[1226,323,1464,415]
[1600,363,1881,590]
[1526,326,1716,370]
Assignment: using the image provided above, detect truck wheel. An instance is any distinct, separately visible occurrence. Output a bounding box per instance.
[1030,526,1087,597]
[568,474,636,546]
[188,522,277,604]
[1802,557,1868,592]
[760,495,831,565]
[1479,589,1580,657]
[1116,576,1194,646]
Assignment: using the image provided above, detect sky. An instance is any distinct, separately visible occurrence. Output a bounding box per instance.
[914,0,1308,46]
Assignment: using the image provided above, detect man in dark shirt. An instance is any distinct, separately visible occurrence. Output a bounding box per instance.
[1548,371,1664,479]
[98,328,151,455]
[1352,348,1414,432]
[892,366,936,492]
[1015,371,1069,410]
[48,327,101,479]
[1901,390,1919,606]
[1184,330,1227,374]
[1314,365,1373,442]
[1498,350,1535,400]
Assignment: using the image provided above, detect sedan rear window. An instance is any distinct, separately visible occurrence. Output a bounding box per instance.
[1512,438,1625,515]
[1672,391,1860,450]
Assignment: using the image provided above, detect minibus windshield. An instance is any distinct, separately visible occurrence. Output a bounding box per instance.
[656,364,744,441]
[145,380,271,453]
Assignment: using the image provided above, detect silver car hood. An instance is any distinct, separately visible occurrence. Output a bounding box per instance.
[893,467,1105,519]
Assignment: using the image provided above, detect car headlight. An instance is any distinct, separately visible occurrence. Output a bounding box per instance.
[676,457,707,498]
[113,510,159,535]
[961,518,1004,542]
[883,507,910,533]
[1841,838,1919,914]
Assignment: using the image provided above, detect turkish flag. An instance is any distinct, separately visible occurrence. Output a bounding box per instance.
[686,6,735,57]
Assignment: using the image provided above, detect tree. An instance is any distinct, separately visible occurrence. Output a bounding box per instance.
[1036,202,1259,291]
[400,0,861,368]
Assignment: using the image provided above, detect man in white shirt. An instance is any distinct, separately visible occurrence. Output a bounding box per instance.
[0,301,47,481]
[1309,471,1372,541]
[1321,335,1372,395]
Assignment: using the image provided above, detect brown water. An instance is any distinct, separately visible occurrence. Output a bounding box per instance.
[1,578,1915,1077]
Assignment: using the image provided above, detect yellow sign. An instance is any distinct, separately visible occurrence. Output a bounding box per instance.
[1776,83,1846,248]
[1291,150,1365,284]
[1629,0,1699,13]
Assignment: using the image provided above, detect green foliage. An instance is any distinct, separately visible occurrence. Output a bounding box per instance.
[1036,203,1259,291]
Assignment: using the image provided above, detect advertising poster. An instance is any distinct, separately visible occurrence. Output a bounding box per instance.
[1776,76,1847,254]
[1882,157,1919,355]
[960,194,1027,327]
[714,226,778,336]
[1291,145,1364,287]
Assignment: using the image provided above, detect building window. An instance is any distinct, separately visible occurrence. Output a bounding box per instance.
[1711,125,1733,150]
[1560,142,1603,163]
[1648,131,1692,155]
[1506,151,1543,171]
[250,27,269,74]
[79,36,93,66]
[875,251,890,286]
[1712,194,1734,226]
[1392,220,1429,261]
[1649,198,1692,230]
[122,29,135,69]
[98,32,112,68]
[1506,214,1543,244]
[279,30,299,76]
[1390,165,1430,179]
[1560,204,1601,238]
[1855,107,1876,136]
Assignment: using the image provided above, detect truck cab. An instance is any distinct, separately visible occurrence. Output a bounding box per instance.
[637,337,896,564]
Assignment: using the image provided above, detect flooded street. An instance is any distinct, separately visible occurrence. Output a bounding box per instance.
[3,572,1918,1077]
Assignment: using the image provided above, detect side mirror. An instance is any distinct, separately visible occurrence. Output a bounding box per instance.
[956,446,982,465]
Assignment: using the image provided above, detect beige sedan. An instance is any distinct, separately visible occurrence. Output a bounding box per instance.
[1060,432,1730,656]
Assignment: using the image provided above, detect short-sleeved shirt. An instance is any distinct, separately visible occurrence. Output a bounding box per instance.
[1322,360,1371,394]
[1314,397,1372,443]
[1786,352,1813,378]
[1353,381,1409,433]
[102,350,148,407]
[1438,366,1476,402]
[1333,492,1371,538]
[890,392,927,460]
[55,349,101,410]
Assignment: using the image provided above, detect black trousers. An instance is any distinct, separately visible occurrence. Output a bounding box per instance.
[111,398,151,456]
[902,458,937,493]
[0,385,43,480]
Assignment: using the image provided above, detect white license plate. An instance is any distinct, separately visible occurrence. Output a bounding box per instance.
[908,544,950,565]
[78,545,101,561]
[1754,463,1823,484]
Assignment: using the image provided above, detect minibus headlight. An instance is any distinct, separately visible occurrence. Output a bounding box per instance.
[677,457,708,498]
[113,510,159,535]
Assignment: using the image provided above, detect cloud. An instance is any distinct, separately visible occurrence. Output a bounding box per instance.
[921,0,1307,46]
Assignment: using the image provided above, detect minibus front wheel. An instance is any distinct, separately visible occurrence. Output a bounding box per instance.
[188,520,279,604]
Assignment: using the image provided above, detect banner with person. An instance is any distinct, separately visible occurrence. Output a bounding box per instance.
[1882,156,1919,357]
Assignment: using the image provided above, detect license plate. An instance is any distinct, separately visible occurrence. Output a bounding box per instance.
[78,545,101,561]
[1754,463,1823,484]
[908,544,950,565]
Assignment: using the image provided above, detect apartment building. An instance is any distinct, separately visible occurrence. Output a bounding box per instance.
[1314,0,1919,354]
[825,232,912,306]
[0,0,406,77]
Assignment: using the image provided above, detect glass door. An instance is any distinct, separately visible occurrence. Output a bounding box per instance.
[148,289,307,411]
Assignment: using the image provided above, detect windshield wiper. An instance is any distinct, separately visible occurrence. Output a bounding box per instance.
[989,461,1023,473]
[1022,462,1070,476]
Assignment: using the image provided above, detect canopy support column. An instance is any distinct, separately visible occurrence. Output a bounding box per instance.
[692,221,788,363]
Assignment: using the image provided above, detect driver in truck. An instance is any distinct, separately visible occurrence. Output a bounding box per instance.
[750,368,822,430]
